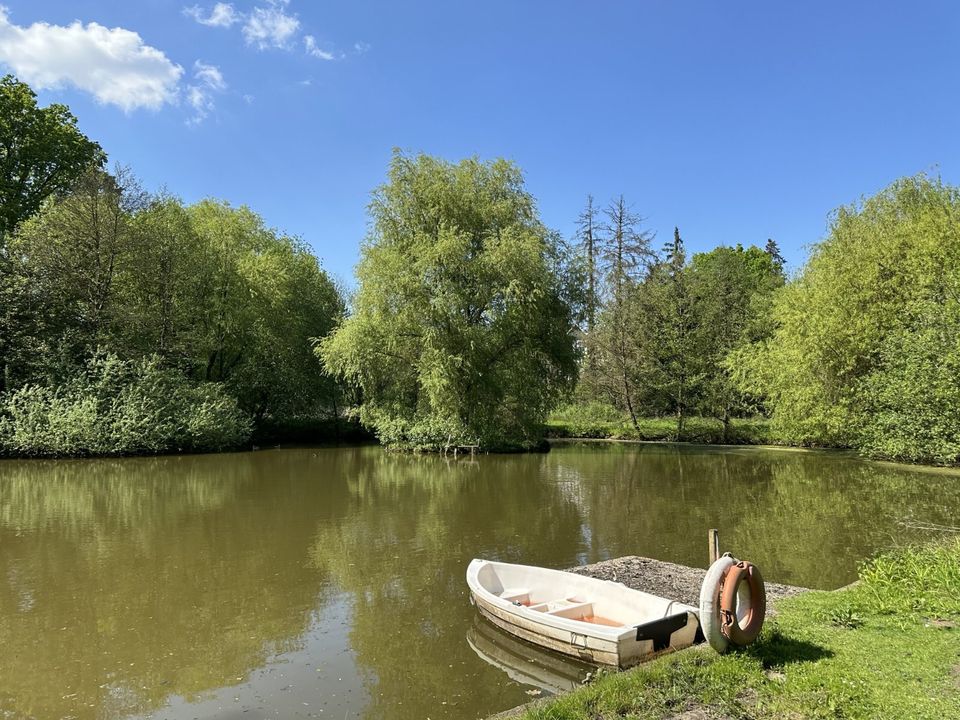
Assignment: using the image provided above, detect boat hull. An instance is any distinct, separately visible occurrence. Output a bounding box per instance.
[467,559,701,669]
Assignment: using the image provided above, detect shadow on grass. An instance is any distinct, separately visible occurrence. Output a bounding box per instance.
[738,629,834,668]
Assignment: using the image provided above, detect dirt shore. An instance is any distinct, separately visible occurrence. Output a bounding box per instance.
[567,555,808,607]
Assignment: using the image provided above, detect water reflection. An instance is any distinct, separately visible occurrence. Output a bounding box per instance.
[0,444,957,720]
[0,451,338,719]
[466,617,592,695]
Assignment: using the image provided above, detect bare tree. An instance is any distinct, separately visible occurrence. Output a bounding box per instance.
[575,195,600,332]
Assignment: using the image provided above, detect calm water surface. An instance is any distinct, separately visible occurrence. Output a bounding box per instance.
[1,443,958,719]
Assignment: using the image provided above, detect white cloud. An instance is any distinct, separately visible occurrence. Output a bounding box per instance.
[242,0,299,50]
[353,41,370,55]
[188,1,350,61]
[304,34,333,60]
[193,60,225,91]
[0,6,183,111]
[183,2,238,28]
[186,60,226,125]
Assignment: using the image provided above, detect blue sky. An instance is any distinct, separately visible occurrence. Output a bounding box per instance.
[2,1,958,284]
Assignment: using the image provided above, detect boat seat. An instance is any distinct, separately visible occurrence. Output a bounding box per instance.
[500,589,531,605]
[545,601,594,620]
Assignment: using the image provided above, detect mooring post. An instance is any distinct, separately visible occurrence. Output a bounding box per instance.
[709,528,720,565]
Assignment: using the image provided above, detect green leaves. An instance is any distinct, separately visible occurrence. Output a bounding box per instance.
[0,75,104,239]
[320,152,578,450]
[737,174,960,463]
[2,168,346,454]
[0,353,251,455]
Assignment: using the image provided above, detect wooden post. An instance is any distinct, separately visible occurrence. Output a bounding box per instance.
[708,529,720,565]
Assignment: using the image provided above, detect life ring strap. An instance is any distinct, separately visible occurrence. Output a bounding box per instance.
[719,561,766,646]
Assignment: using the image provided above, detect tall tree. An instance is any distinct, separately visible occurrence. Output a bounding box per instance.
[186,199,344,422]
[5,166,144,383]
[576,195,600,331]
[319,152,579,450]
[601,195,651,309]
[579,197,654,428]
[764,238,785,274]
[0,76,104,390]
[643,227,698,438]
[689,243,785,439]
[0,75,104,240]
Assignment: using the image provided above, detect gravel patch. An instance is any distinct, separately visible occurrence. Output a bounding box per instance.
[567,555,809,607]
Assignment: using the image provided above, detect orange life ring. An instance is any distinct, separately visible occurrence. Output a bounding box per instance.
[719,560,765,645]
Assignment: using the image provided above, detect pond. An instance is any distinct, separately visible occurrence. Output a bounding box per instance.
[1,442,958,720]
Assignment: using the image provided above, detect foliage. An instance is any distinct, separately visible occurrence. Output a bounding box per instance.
[855,537,960,617]
[689,242,785,428]
[638,228,700,437]
[548,401,628,438]
[0,353,251,456]
[184,199,344,421]
[574,213,784,442]
[320,152,579,450]
[734,174,960,463]
[3,167,145,387]
[2,168,344,448]
[0,74,105,239]
[576,196,654,428]
[546,408,773,445]
[518,538,960,720]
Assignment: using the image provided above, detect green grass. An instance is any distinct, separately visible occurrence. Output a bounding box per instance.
[546,402,773,445]
[512,538,960,720]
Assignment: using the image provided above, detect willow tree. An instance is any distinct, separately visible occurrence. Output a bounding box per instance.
[320,152,579,451]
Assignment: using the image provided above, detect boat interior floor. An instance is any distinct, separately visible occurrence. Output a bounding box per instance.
[499,589,624,627]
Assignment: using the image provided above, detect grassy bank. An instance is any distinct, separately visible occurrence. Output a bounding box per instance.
[511,539,960,720]
[547,403,773,445]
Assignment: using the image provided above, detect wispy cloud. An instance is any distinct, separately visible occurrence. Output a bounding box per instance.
[242,0,299,49]
[187,0,361,61]
[186,60,226,125]
[0,6,183,112]
[304,34,334,60]
[183,2,239,28]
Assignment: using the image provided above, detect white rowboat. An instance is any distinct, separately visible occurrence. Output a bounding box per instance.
[466,559,702,668]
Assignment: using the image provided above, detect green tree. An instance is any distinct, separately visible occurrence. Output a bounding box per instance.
[638,228,699,438]
[735,174,960,463]
[3,180,344,452]
[4,166,144,385]
[185,199,344,423]
[319,152,579,450]
[689,243,784,439]
[0,74,104,239]
[0,75,104,392]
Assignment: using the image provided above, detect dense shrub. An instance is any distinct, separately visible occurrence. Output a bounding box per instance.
[736,175,960,464]
[855,536,960,617]
[548,402,629,438]
[0,354,251,456]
